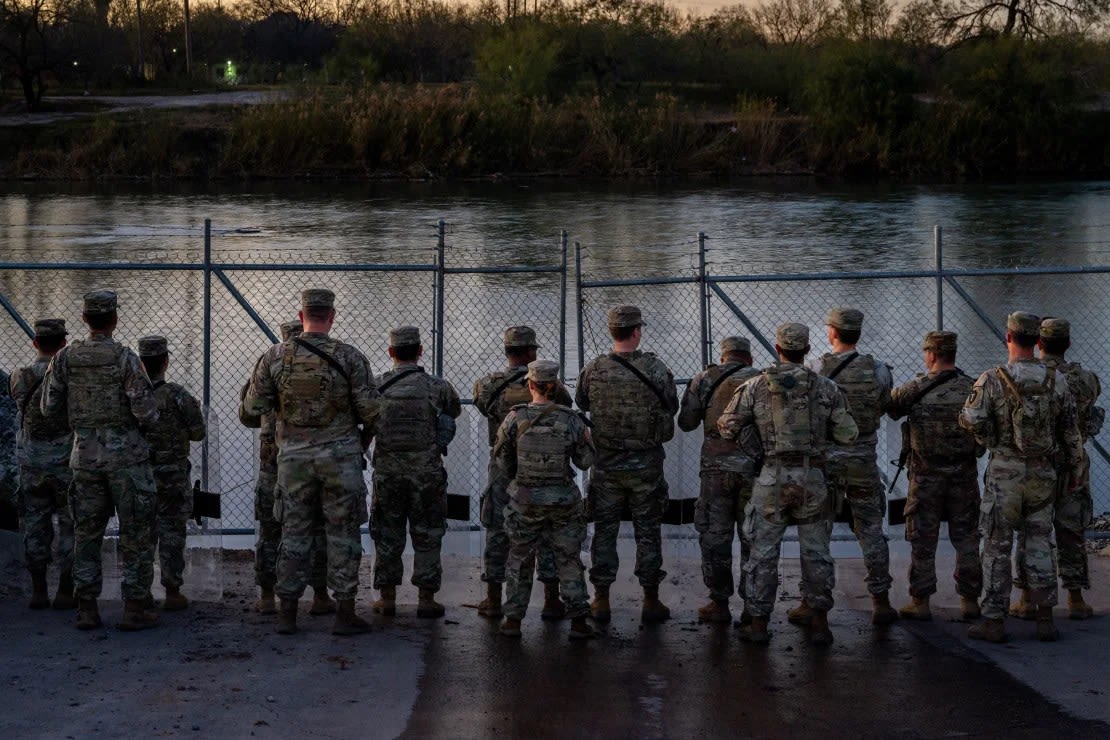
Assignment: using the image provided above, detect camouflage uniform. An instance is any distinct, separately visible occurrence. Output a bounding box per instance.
[886,332,981,601]
[244,291,380,604]
[576,307,678,592]
[41,291,160,605]
[677,336,760,605]
[370,327,461,593]
[138,336,205,592]
[0,368,17,525]
[495,361,595,623]
[718,323,858,621]
[959,313,1083,623]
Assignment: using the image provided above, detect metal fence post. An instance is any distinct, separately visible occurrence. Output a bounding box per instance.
[934,225,944,331]
[575,242,585,373]
[202,218,212,490]
[698,231,709,368]
[559,230,568,381]
[435,219,446,377]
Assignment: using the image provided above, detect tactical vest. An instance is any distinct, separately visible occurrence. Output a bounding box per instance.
[588,355,671,450]
[19,364,69,441]
[764,364,818,455]
[514,406,575,488]
[278,341,339,427]
[909,373,977,460]
[1049,359,1102,439]
[146,383,191,465]
[999,365,1057,458]
[702,364,758,437]
[819,353,882,435]
[376,371,437,453]
[481,369,533,446]
[65,340,130,428]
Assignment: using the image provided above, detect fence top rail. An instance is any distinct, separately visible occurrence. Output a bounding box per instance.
[580,276,701,288]
[442,265,564,275]
[700,264,1110,284]
[0,261,438,273]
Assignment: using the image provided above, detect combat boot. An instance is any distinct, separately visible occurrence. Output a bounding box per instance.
[309,587,336,616]
[737,616,770,644]
[332,599,372,636]
[569,617,596,640]
[1035,606,1060,642]
[735,606,753,627]
[541,583,566,621]
[417,589,445,618]
[590,586,611,624]
[898,595,932,621]
[968,618,1008,643]
[787,598,814,626]
[697,599,732,624]
[28,570,49,610]
[373,586,396,617]
[52,570,77,610]
[256,588,277,615]
[809,609,834,646]
[1068,589,1094,620]
[959,597,981,621]
[162,587,189,612]
[871,592,899,626]
[499,617,522,637]
[1008,589,1037,620]
[641,587,671,623]
[76,598,102,630]
[477,583,502,618]
[118,599,160,631]
[276,598,298,635]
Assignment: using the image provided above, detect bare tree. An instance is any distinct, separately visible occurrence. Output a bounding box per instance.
[928,0,1110,38]
[0,0,79,108]
[753,0,836,45]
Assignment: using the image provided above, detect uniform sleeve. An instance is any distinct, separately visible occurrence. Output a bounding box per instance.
[123,351,159,428]
[181,389,206,442]
[473,376,491,416]
[1055,374,1084,471]
[660,364,679,415]
[886,378,918,421]
[440,381,462,419]
[349,352,381,429]
[677,373,705,432]
[493,413,518,479]
[40,352,67,419]
[574,365,591,412]
[828,385,859,445]
[875,361,894,413]
[958,372,995,444]
[717,381,755,440]
[9,368,27,413]
[244,349,278,417]
[571,415,595,472]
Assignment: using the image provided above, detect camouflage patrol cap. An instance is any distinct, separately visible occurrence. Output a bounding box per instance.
[389,325,421,348]
[826,307,864,332]
[1040,317,1070,339]
[33,318,67,338]
[504,325,540,348]
[138,335,169,357]
[83,289,118,315]
[719,336,751,355]
[527,359,559,383]
[280,320,303,341]
[776,322,809,351]
[1006,311,1041,338]
[608,305,645,328]
[301,288,335,309]
[922,331,957,353]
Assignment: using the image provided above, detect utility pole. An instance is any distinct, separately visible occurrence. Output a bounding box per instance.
[136,0,145,80]
[183,0,193,75]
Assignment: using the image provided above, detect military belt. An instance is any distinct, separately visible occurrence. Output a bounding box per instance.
[767,453,825,469]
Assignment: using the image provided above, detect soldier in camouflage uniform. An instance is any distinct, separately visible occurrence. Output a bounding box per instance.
[718,322,858,646]
[241,320,333,617]
[886,331,982,621]
[10,319,75,611]
[41,290,161,631]
[960,311,1083,643]
[1010,318,1104,620]
[473,326,571,620]
[677,336,761,624]
[0,365,17,532]
[245,289,380,636]
[495,360,596,640]
[808,307,898,626]
[137,336,206,611]
[369,326,461,619]
[576,305,679,624]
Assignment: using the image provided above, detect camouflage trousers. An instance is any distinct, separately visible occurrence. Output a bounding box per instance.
[742,462,835,618]
[371,465,447,591]
[480,456,558,585]
[904,468,981,599]
[152,463,191,590]
[1015,484,1092,592]
[980,456,1058,620]
[829,455,893,595]
[694,469,752,602]
[71,464,158,601]
[254,468,327,592]
[20,464,73,573]
[588,465,667,589]
[275,451,367,601]
[503,500,589,621]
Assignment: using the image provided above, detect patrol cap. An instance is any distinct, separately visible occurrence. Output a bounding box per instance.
[826,307,864,332]
[389,325,421,348]
[608,305,644,328]
[719,336,751,355]
[83,289,118,315]
[504,325,540,348]
[1040,317,1070,339]
[776,322,809,351]
[138,335,169,357]
[280,320,303,341]
[301,288,335,310]
[922,331,957,353]
[1006,311,1041,338]
[527,359,559,383]
[33,318,67,338]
